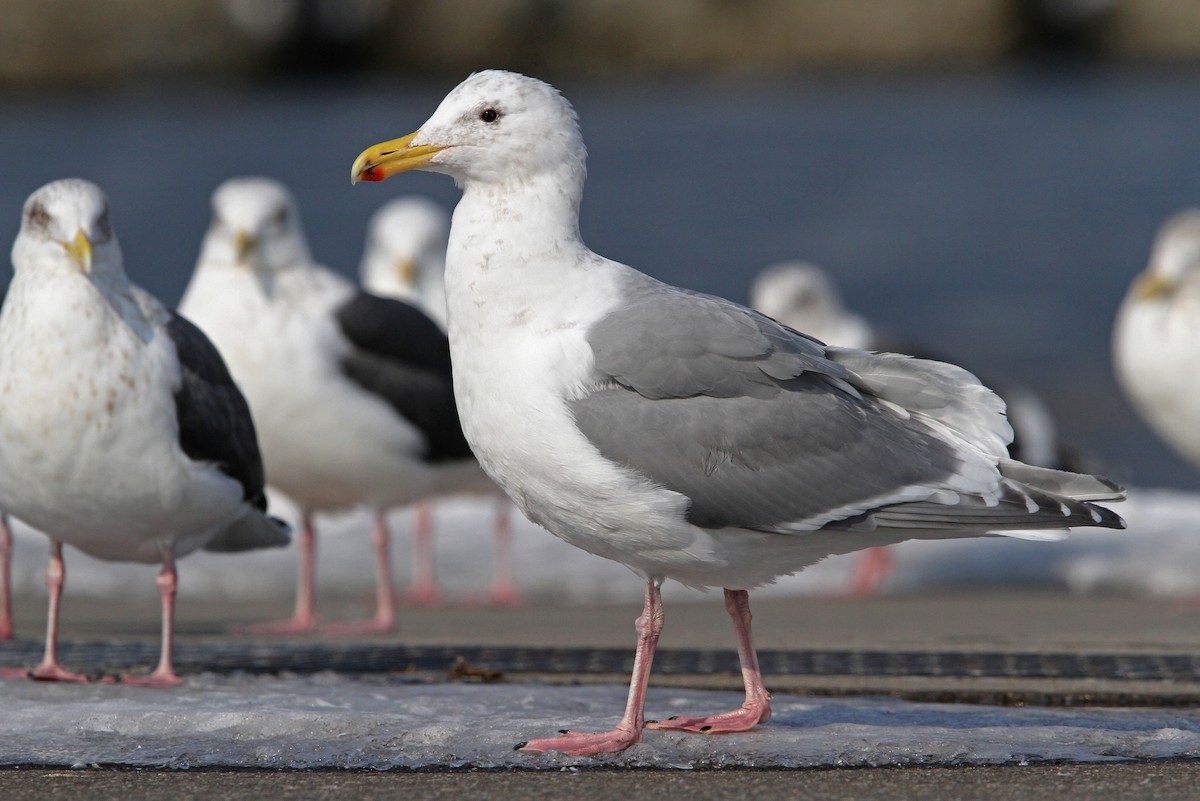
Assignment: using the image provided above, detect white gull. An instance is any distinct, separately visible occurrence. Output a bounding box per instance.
[0,179,288,685]
[180,177,487,634]
[351,70,1125,757]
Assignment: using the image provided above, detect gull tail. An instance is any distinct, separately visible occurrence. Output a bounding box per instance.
[203,510,292,553]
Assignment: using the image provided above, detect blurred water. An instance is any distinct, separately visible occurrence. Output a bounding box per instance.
[2,65,1200,487]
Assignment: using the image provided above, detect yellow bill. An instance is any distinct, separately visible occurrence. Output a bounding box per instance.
[351,131,446,184]
[62,229,92,275]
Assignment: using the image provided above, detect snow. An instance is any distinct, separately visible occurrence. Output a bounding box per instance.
[1,674,1197,769]
[5,485,1200,604]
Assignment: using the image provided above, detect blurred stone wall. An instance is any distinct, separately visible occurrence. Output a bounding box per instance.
[0,0,1198,87]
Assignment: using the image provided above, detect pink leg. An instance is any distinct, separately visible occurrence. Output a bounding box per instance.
[486,502,525,607]
[123,553,184,687]
[401,502,441,606]
[520,578,664,756]
[846,546,894,598]
[231,510,319,635]
[647,588,771,734]
[322,511,398,635]
[0,514,12,641]
[28,542,91,683]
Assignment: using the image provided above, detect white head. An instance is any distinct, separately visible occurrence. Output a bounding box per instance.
[1134,210,1200,301]
[360,196,449,301]
[12,178,125,285]
[749,261,873,349]
[351,70,587,190]
[198,176,313,273]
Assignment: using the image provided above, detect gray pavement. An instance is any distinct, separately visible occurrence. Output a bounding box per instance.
[5,590,1200,795]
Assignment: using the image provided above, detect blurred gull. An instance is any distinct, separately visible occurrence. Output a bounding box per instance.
[360,197,522,606]
[749,262,872,350]
[0,179,288,685]
[351,70,1126,756]
[180,177,488,634]
[1114,210,1200,473]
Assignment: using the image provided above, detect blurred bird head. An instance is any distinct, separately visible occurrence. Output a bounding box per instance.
[13,178,124,284]
[199,176,313,276]
[1135,210,1200,301]
[360,196,449,301]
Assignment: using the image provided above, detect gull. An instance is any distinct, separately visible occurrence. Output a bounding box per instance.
[360,196,523,606]
[0,179,289,685]
[1114,210,1200,471]
[180,177,487,634]
[351,70,1125,756]
[749,261,873,350]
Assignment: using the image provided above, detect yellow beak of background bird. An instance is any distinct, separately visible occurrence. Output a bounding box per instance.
[62,229,92,275]
[351,131,446,184]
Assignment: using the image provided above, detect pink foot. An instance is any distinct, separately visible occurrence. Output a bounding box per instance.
[518,723,642,757]
[320,614,396,636]
[28,663,95,683]
[0,666,34,679]
[121,669,185,688]
[646,698,771,734]
[399,584,442,607]
[230,613,320,636]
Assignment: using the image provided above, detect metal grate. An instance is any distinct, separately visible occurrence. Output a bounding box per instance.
[3,639,1200,681]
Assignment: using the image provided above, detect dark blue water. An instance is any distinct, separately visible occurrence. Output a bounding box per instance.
[3,66,1200,488]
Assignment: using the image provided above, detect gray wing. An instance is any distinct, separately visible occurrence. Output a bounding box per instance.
[575,278,1123,534]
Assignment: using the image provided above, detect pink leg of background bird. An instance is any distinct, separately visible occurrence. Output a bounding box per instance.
[0,514,12,642]
[123,553,184,687]
[646,589,772,733]
[846,546,895,598]
[321,511,398,635]
[401,502,441,606]
[232,510,319,634]
[27,541,91,682]
[484,502,525,607]
[520,578,664,756]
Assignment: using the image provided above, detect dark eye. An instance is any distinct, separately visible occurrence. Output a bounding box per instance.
[271,206,289,226]
[25,202,50,231]
[96,207,112,239]
[480,108,498,123]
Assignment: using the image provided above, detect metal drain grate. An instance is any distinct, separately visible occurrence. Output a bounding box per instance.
[3,639,1199,681]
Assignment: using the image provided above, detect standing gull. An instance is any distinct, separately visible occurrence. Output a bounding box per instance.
[360,197,522,606]
[0,179,289,685]
[181,177,486,634]
[352,70,1126,756]
[1114,210,1200,472]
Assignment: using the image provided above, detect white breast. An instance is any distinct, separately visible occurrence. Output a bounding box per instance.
[0,272,245,562]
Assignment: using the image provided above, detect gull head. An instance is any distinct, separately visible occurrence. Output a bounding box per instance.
[199,176,313,274]
[1133,210,1200,302]
[361,196,449,298]
[351,70,586,188]
[12,178,123,282]
[751,262,848,327]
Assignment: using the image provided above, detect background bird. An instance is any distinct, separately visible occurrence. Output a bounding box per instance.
[181,176,488,635]
[0,178,288,685]
[1114,210,1200,474]
[359,196,523,607]
[351,70,1125,756]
